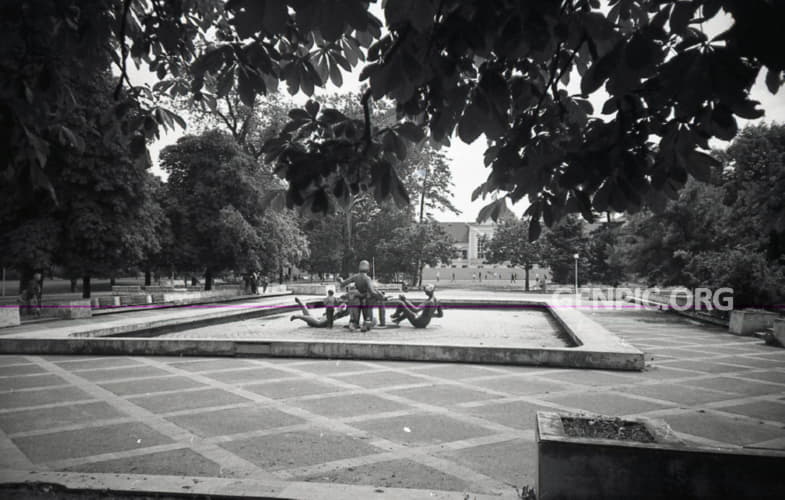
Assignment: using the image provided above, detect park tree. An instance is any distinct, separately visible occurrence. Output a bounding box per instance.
[0,71,164,297]
[583,219,626,285]
[541,215,589,284]
[484,217,543,290]
[376,221,455,285]
[616,124,785,307]
[279,93,458,276]
[299,214,345,278]
[720,123,785,260]
[5,0,784,238]
[159,130,307,289]
[620,175,726,285]
[176,91,294,162]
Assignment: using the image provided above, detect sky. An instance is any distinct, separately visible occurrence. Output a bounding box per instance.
[132,10,785,224]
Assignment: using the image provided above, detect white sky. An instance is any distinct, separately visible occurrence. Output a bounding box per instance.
[132,11,785,223]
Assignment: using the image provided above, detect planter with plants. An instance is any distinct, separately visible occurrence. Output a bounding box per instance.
[536,411,785,500]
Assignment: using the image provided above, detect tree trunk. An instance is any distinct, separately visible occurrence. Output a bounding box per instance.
[19,267,33,295]
[109,276,116,287]
[343,202,354,276]
[70,278,77,293]
[144,270,151,286]
[204,269,213,291]
[82,276,91,299]
[524,266,530,292]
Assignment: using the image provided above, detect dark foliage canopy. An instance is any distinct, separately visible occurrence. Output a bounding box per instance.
[3,0,784,237]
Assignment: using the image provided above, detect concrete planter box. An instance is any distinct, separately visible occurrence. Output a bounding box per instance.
[729,309,780,336]
[771,318,785,347]
[51,300,92,320]
[0,306,21,328]
[97,296,122,308]
[536,411,785,500]
[266,284,287,293]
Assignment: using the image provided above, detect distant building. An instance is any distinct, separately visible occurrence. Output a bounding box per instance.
[438,222,496,266]
[429,222,549,282]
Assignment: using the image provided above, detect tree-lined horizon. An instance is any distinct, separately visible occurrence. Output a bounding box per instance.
[2,0,784,302]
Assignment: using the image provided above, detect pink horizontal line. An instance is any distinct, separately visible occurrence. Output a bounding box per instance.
[4,303,781,311]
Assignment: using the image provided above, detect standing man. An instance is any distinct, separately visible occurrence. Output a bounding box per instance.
[337,260,378,331]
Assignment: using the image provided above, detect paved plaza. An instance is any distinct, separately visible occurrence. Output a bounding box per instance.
[1,306,785,498]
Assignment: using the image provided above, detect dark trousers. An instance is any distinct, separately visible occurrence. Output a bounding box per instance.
[326,308,335,328]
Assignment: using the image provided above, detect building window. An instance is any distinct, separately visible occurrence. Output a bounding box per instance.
[477,235,489,260]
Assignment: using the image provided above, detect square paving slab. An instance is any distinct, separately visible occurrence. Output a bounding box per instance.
[243,379,342,400]
[331,370,430,389]
[353,413,495,446]
[64,448,222,477]
[716,401,785,422]
[538,391,676,416]
[0,401,123,435]
[0,386,92,410]
[98,376,208,397]
[201,367,292,384]
[388,384,496,406]
[13,422,173,463]
[0,373,67,391]
[435,438,537,490]
[664,410,785,446]
[167,405,305,438]
[128,388,251,414]
[287,393,409,418]
[298,458,473,492]
[0,364,47,376]
[220,429,381,470]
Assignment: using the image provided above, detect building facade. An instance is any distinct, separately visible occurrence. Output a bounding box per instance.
[438,222,497,266]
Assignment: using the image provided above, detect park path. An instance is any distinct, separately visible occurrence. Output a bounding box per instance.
[0,303,784,497]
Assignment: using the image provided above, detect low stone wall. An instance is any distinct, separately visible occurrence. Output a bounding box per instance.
[0,306,20,328]
[32,300,93,320]
[53,300,92,319]
[729,309,780,336]
[288,283,336,295]
[160,288,244,304]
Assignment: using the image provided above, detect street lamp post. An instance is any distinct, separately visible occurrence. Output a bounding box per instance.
[573,253,579,295]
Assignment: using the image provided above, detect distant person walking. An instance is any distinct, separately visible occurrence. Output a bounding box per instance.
[451,272,455,282]
[472,272,476,282]
[436,271,440,283]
